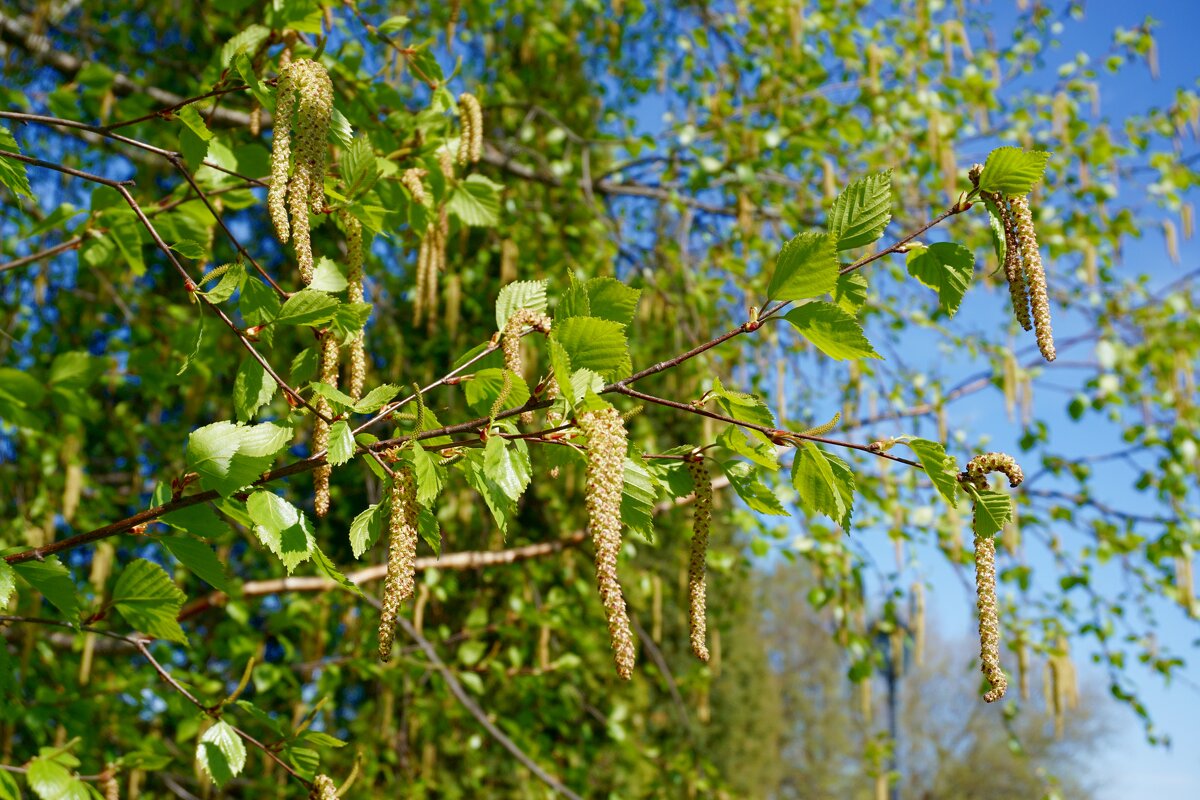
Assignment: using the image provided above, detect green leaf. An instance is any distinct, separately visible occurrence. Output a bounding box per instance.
[27,757,88,800]
[447,174,502,226]
[222,24,271,67]
[0,769,18,800]
[340,133,378,199]
[410,443,444,506]
[462,452,514,537]
[483,435,532,502]
[621,450,661,543]
[791,443,854,528]
[0,560,15,608]
[169,239,208,259]
[309,257,348,292]
[905,242,974,316]
[968,487,1014,538]
[584,277,640,325]
[723,461,789,516]
[310,381,357,412]
[275,289,339,326]
[0,124,33,199]
[710,377,775,435]
[177,105,214,142]
[111,559,187,644]
[717,427,779,470]
[12,558,79,620]
[418,505,442,555]
[233,50,273,106]
[200,261,246,303]
[326,421,355,466]
[828,170,892,251]
[551,317,631,381]
[555,274,590,321]
[349,502,384,559]
[246,491,315,573]
[377,15,410,34]
[464,368,530,417]
[783,301,881,361]
[160,535,234,594]
[186,421,292,497]
[329,301,372,342]
[766,231,838,302]
[154,485,229,539]
[495,280,549,329]
[233,357,277,423]
[834,272,868,314]
[197,721,246,787]
[310,546,363,597]
[353,384,401,414]
[49,351,107,389]
[904,438,961,507]
[977,147,1051,196]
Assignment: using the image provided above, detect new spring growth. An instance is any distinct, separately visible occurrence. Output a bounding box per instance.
[577,405,636,680]
[992,192,1034,332]
[401,167,429,206]
[269,58,333,284]
[964,451,1024,489]
[686,458,713,662]
[378,466,418,662]
[501,308,552,423]
[313,332,340,518]
[340,211,367,401]
[310,774,338,799]
[457,92,483,166]
[1009,195,1056,362]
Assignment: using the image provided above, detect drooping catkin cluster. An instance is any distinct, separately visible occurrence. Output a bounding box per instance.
[964,451,1024,489]
[313,332,340,518]
[686,459,713,662]
[973,518,1007,702]
[378,466,418,662]
[577,406,636,680]
[457,92,483,166]
[1009,195,1056,362]
[401,167,429,206]
[268,58,333,284]
[310,774,338,799]
[414,212,448,328]
[341,211,367,401]
[990,193,1034,332]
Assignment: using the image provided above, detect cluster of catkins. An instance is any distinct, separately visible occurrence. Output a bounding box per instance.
[686,459,713,662]
[378,465,419,662]
[310,774,338,799]
[970,166,1056,362]
[501,308,553,422]
[269,58,333,284]
[457,92,483,165]
[577,406,637,679]
[960,452,1024,702]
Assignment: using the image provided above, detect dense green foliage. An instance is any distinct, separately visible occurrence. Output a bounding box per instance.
[0,1,1197,798]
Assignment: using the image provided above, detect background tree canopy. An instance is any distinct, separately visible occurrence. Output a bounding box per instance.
[0,1,1197,798]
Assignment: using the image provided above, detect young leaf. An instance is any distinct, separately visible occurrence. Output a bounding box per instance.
[349,502,384,558]
[353,383,401,414]
[160,535,234,594]
[483,435,532,502]
[410,443,444,506]
[233,357,277,423]
[495,280,549,329]
[447,173,502,226]
[791,443,854,529]
[622,450,661,543]
[111,559,187,644]
[0,560,15,608]
[310,545,363,597]
[0,124,33,199]
[584,277,641,325]
[274,289,339,326]
[326,420,356,466]
[12,558,79,621]
[905,242,975,316]
[722,460,789,516]
[903,438,961,506]
[977,147,1051,196]
[26,757,88,800]
[550,316,631,381]
[834,272,868,314]
[310,381,357,412]
[828,170,892,251]
[340,134,379,199]
[766,231,838,302]
[309,257,349,292]
[783,301,881,361]
[197,721,246,787]
[186,421,291,497]
[967,486,1014,538]
[462,452,514,536]
[717,426,779,470]
[246,491,316,573]
[464,368,531,416]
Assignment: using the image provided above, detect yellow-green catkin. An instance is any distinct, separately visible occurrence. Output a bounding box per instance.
[965,451,1024,489]
[100,768,119,800]
[378,466,418,662]
[268,59,333,284]
[341,212,367,401]
[686,459,713,662]
[313,332,340,518]
[457,92,483,165]
[310,773,338,799]
[973,520,1006,702]
[1010,195,1056,362]
[578,406,636,680]
[401,167,429,206]
[501,308,553,424]
[993,194,1034,331]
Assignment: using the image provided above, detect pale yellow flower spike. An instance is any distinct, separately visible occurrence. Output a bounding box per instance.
[686,459,713,662]
[310,774,338,799]
[313,332,339,518]
[341,212,367,401]
[1010,195,1056,362]
[578,406,636,680]
[378,466,419,662]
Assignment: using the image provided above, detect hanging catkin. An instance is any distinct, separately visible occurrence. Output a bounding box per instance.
[457,92,483,165]
[578,406,636,680]
[992,194,1033,331]
[313,332,339,518]
[973,519,1006,702]
[686,459,713,662]
[310,774,338,799]
[1009,195,1056,362]
[378,466,418,662]
[340,211,367,401]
